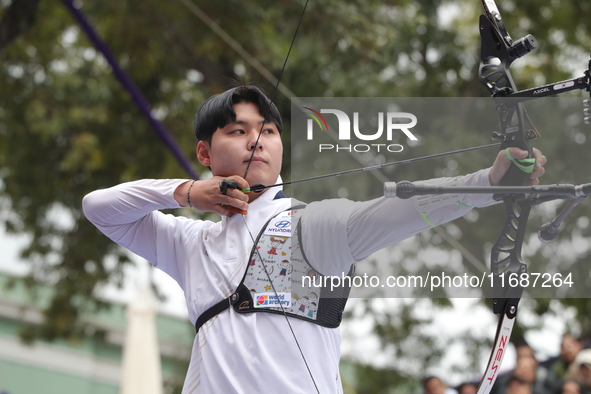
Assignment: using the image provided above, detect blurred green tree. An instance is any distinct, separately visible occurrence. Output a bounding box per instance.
[1,0,591,392]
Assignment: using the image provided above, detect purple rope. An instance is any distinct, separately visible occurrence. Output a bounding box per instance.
[61,0,199,180]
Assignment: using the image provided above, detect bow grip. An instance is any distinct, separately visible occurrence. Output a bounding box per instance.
[494,147,534,200]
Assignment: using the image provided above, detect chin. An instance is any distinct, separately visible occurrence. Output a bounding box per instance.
[247,175,277,189]
[246,178,266,187]
[246,171,273,185]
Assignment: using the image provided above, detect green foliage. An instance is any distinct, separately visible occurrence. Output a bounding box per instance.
[2,0,591,391]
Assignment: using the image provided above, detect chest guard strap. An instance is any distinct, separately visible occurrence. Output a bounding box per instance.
[195,206,352,334]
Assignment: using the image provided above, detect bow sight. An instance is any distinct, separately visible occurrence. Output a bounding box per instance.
[479,0,591,108]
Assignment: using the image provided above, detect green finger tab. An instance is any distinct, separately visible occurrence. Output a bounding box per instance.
[505,148,535,173]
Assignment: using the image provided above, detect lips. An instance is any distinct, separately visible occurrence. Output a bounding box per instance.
[244,156,267,163]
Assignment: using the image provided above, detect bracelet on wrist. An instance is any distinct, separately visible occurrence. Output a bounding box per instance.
[187,180,196,208]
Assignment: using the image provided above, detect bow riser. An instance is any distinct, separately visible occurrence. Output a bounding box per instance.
[479,14,535,187]
[494,103,533,184]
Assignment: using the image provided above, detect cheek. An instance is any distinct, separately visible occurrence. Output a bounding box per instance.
[212,144,235,163]
[274,143,284,165]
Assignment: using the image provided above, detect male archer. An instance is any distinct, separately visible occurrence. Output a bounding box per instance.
[83,85,546,393]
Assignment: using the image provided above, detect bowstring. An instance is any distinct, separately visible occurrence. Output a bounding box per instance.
[249,141,502,193]
[240,1,320,392]
[241,215,320,393]
[243,0,310,180]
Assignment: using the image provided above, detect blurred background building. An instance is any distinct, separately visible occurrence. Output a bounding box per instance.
[0,271,193,394]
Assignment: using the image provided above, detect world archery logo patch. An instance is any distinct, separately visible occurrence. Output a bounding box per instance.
[254,292,291,308]
[256,294,269,306]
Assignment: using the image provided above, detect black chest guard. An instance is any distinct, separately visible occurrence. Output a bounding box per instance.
[195,206,353,333]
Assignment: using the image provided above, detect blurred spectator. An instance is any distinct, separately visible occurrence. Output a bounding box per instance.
[424,376,458,394]
[517,343,537,361]
[542,334,583,393]
[515,355,549,394]
[555,380,582,394]
[507,376,533,394]
[492,341,549,394]
[456,382,478,394]
[514,356,538,384]
[566,349,591,394]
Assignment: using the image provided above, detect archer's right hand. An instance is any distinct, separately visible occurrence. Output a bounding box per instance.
[175,176,250,216]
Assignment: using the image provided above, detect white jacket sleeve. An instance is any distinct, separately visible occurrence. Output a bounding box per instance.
[301,168,497,276]
[82,179,192,275]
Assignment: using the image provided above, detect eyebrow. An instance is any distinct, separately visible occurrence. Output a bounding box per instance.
[229,119,268,126]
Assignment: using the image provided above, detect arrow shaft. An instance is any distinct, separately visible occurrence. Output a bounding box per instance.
[250,142,500,193]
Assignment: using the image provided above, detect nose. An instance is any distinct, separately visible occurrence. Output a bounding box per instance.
[247,134,263,151]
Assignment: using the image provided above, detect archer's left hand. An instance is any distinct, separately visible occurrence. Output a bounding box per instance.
[489,147,547,186]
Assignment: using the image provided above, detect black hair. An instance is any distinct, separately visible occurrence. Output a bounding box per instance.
[193,85,283,143]
[423,376,442,388]
[508,375,529,385]
[515,339,531,349]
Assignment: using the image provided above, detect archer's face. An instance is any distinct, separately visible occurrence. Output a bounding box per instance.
[197,102,283,190]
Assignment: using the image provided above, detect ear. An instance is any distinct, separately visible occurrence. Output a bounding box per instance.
[196,140,212,166]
